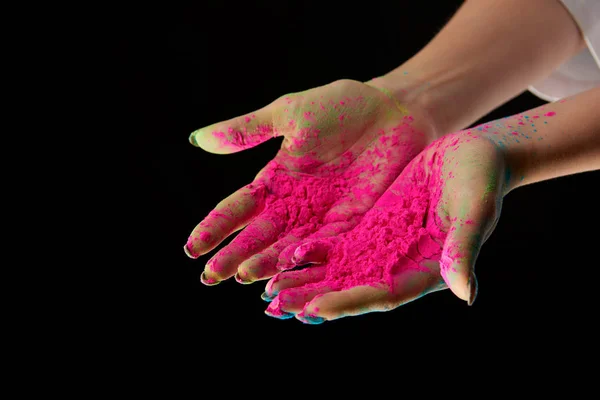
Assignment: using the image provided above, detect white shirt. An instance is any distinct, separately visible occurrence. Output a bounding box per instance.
[528,0,600,101]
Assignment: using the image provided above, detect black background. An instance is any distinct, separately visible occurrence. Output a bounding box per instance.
[115,1,598,368]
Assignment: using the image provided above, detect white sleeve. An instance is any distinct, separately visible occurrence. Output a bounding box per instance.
[528,0,600,102]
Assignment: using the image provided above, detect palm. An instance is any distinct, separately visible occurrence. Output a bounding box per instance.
[185,79,434,285]
[262,131,507,323]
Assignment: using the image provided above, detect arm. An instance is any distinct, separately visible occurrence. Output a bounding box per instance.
[376,0,586,135]
[490,87,600,193]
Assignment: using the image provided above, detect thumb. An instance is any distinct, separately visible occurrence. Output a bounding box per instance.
[440,218,483,305]
[189,102,277,154]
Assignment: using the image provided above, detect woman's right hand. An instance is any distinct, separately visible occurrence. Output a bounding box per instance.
[262,128,509,323]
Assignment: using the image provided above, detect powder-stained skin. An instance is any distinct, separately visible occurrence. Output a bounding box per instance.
[184,78,561,324]
[185,79,433,284]
[262,108,559,323]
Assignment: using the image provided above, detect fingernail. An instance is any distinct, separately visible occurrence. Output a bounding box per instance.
[261,292,274,302]
[297,312,325,325]
[183,244,197,259]
[200,271,220,286]
[234,272,253,285]
[264,308,294,320]
[468,273,478,306]
[189,131,198,146]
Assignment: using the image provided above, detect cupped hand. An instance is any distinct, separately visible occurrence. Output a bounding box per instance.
[184,79,436,285]
[262,129,508,323]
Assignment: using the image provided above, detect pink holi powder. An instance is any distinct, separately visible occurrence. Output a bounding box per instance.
[265,133,475,315]
[303,111,315,122]
[316,188,442,290]
[205,167,366,274]
[544,112,556,117]
[332,145,447,288]
[199,231,212,243]
[252,123,422,237]
[199,95,428,276]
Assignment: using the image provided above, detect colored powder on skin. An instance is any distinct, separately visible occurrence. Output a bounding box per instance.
[199,231,212,243]
[189,83,429,279]
[243,164,351,246]
[312,182,443,291]
[213,125,277,152]
[216,118,424,276]
[191,81,565,318]
[265,134,467,316]
[265,108,554,317]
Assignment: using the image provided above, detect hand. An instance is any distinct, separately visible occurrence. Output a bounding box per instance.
[184,79,437,285]
[262,129,508,323]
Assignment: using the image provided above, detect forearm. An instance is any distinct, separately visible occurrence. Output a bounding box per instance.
[377,0,585,135]
[481,87,600,193]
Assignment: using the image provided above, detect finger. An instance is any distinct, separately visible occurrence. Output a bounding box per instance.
[189,103,277,154]
[310,218,358,238]
[440,200,497,305]
[437,136,505,304]
[201,209,285,284]
[439,223,481,305]
[296,287,387,324]
[235,196,349,279]
[184,183,266,259]
[265,282,335,319]
[235,234,302,284]
[296,266,443,324]
[263,266,327,300]
[292,239,333,265]
[276,220,355,268]
[276,238,333,272]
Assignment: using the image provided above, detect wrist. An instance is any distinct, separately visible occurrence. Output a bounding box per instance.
[479,87,600,196]
[371,59,471,140]
[366,70,444,145]
[481,130,527,196]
